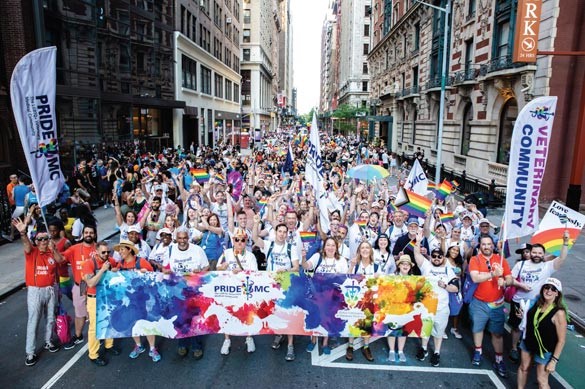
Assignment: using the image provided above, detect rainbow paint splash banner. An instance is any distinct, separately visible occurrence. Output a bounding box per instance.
[96,272,438,339]
[530,200,585,256]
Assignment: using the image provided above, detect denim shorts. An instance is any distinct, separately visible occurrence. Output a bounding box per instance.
[519,341,552,365]
[469,297,505,335]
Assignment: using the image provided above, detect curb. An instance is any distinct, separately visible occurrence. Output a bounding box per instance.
[569,311,585,334]
[0,230,120,301]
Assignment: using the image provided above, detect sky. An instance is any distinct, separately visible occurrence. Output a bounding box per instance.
[291,0,330,115]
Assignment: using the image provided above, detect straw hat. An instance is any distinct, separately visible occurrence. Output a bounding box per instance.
[113,240,139,255]
[396,255,414,267]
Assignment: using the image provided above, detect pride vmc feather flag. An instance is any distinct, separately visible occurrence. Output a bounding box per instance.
[503,96,557,241]
[305,113,330,232]
[10,47,65,207]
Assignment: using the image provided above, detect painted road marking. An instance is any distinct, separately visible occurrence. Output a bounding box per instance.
[41,344,88,389]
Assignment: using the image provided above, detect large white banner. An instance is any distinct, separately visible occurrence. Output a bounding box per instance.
[504,96,557,241]
[305,113,329,232]
[404,159,428,195]
[10,47,64,207]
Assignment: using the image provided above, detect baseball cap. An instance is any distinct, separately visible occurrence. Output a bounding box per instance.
[461,212,472,220]
[159,228,172,235]
[154,185,163,191]
[543,277,562,293]
[515,243,532,255]
[407,217,420,226]
[478,218,490,226]
[371,202,382,208]
[128,225,142,234]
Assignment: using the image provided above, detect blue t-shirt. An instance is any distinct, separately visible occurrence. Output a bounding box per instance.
[200,231,223,261]
[13,185,30,207]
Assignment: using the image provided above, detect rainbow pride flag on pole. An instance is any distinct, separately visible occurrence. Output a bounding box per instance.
[435,180,455,201]
[439,213,455,224]
[300,231,318,243]
[399,190,432,219]
[190,168,210,183]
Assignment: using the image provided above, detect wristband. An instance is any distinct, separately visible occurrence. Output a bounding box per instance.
[551,356,559,362]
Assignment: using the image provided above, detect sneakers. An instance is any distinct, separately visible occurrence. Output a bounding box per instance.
[90,357,108,366]
[64,335,84,350]
[44,342,60,353]
[103,204,108,209]
[416,347,428,361]
[450,328,463,339]
[285,345,295,361]
[509,349,520,363]
[221,339,231,355]
[398,351,407,363]
[362,346,374,361]
[345,346,354,361]
[472,350,482,366]
[177,346,188,357]
[25,354,39,367]
[149,348,161,362]
[431,352,440,367]
[306,342,316,353]
[129,344,145,359]
[442,333,449,340]
[271,335,284,350]
[322,346,331,355]
[493,360,508,377]
[388,350,396,362]
[246,337,256,353]
[105,346,121,356]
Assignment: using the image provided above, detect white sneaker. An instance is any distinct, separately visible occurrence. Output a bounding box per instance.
[388,350,396,362]
[246,337,256,353]
[443,333,449,339]
[103,204,108,209]
[220,339,231,355]
[450,327,463,339]
[398,351,407,362]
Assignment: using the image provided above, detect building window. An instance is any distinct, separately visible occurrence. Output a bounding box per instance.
[365,5,371,16]
[243,29,250,43]
[214,74,223,98]
[401,108,406,142]
[362,81,368,92]
[461,102,473,155]
[225,79,233,101]
[363,62,368,74]
[182,55,197,90]
[468,0,476,19]
[412,66,419,90]
[200,66,212,95]
[234,83,240,103]
[495,21,510,59]
[413,23,420,51]
[243,48,250,61]
[412,108,418,144]
[364,24,370,37]
[497,98,518,164]
[244,9,251,24]
[493,0,515,60]
[465,39,474,72]
[363,44,369,55]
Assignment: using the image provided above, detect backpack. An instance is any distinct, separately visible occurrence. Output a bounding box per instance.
[266,241,293,269]
[354,262,379,275]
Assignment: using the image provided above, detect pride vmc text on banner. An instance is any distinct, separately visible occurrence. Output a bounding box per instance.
[96,271,438,339]
[10,46,65,206]
[503,96,557,241]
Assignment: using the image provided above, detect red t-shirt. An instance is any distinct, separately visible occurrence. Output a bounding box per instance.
[117,257,154,272]
[469,253,511,303]
[25,247,58,287]
[63,243,97,284]
[54,237,71,277]
[81,256,117,295]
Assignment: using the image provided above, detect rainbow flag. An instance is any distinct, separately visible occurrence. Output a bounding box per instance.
[300,231,317,243]
[215,173,225,183]
[388,202,398,212]
[296,180,303,197]
[436,180,455,200]
[258,198,268,206]
[407,239,417,251]
[399,190,432,219]
[451,180,460,188]
[355,219,368,228]
[439,213,455,223]
[190,168,209,183]
[427,182,436,190]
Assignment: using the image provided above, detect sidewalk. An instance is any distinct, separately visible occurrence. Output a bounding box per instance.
[0,206,120,298]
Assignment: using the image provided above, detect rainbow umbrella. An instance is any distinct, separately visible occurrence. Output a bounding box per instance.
[346,164,389,182]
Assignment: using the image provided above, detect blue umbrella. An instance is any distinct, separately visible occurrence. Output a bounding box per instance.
[346,164,389,182]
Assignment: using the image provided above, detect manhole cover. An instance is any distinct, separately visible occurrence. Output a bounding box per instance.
[565,294,581,302]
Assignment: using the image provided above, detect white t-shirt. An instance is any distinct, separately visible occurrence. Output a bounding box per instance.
[218,248,258,271]
[262,239,300,271]
[512,259,556,303]
[420,260,457,311]
[148,242,171,267]
[351,262,382,275]
[306,253,348,274]
[348,224,377,258]
[268,229,303,260]
[164,243,209,276]
[385,224,408,252]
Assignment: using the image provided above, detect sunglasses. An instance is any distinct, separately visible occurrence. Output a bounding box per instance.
[99,250,111,255]
[543,284,558,293]
[431,254,442,259]
[35,236,49,241]
[233,238,246,243]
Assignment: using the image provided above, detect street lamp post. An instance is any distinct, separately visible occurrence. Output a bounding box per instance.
[416,0,451,184]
